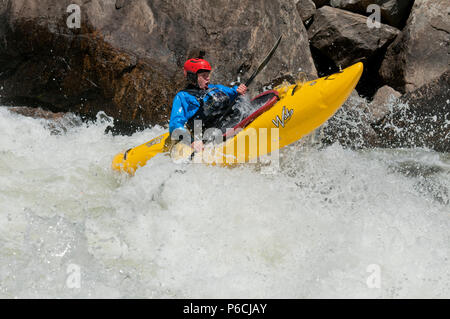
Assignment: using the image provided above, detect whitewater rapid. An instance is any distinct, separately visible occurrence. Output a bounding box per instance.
[0,106,449,298]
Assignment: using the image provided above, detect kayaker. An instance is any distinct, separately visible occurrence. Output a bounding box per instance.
[169,58,247,152]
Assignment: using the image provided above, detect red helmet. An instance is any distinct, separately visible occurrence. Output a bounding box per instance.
[184,58,212,74]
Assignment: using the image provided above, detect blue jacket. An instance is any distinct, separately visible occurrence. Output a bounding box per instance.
[169,84,239,134]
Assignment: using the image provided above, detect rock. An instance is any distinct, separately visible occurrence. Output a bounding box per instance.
[7,106,66,120]
[372,71,450,152]
[0,0,317,133]
[321,72,449,152]
[6,106,83,134]
[308,6,400,68]
[329,0,414,28]
[320,90,381,149]
[369,85,401,122]
[379,0,450,93]
[296,0,316,23]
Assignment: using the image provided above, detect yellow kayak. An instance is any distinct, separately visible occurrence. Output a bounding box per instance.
[112,62,363,174]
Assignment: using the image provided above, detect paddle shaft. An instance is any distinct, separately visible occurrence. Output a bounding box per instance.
[217,35,282,123]
[244,35,282,87]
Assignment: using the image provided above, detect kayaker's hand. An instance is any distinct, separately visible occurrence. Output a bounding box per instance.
[191,140,204,152]
[237,84,247,95]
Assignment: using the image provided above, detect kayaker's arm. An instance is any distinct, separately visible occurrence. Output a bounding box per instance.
[169,94,196,147]
[210,84,243,103]
[169,94,188,135]
[169,93,205,150]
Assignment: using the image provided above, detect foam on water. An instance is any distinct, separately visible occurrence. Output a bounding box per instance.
[0,107,449,298]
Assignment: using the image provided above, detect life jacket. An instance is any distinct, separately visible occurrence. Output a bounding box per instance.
[183,86,232,134]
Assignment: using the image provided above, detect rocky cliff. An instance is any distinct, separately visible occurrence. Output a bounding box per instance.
[0,0,316,132]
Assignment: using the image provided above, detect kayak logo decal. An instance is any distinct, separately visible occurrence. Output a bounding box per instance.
[272,106,294,128]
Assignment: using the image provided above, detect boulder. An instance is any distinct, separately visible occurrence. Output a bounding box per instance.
[319,71,449,152]
[308,6,400,68]
[372,71,450,152]
[0,0,317,133]
[329,0,414,28]
[379,0,450,93]
[368,85,401,122]
[6,106,83,134]
[296,0,316,23]
[320,90,381,149]
[7,106,66,120]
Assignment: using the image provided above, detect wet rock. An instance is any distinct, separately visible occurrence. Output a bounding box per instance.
[296,0,316,23]
[372,71,450,152]
[320,71,449,152]
[320,90,381,149]
[7,106,65,120]
[329,0,414,28]
[369,85,401,122]
[0,0,179,131]
[6,106,82,134]
[0,0,317,133]
[308,6,400,68]
[379,0,450,93]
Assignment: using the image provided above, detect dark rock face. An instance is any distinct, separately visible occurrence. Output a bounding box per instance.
[329,0,414,28]
[379,0,450,93]
[296,0,316,23]
[0,0,317,132]
[372,71,450,152]
[322,72,450,153]
[321,90,382,149]
[308,6,400,68]
[311,0,330,8]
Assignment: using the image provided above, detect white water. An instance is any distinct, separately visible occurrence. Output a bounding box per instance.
[0,106,449,298]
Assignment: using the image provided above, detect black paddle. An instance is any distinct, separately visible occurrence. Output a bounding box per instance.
[245,35,282,87]
[217,35,282,125]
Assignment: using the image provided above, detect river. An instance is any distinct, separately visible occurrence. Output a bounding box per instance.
[0,103,449,298]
